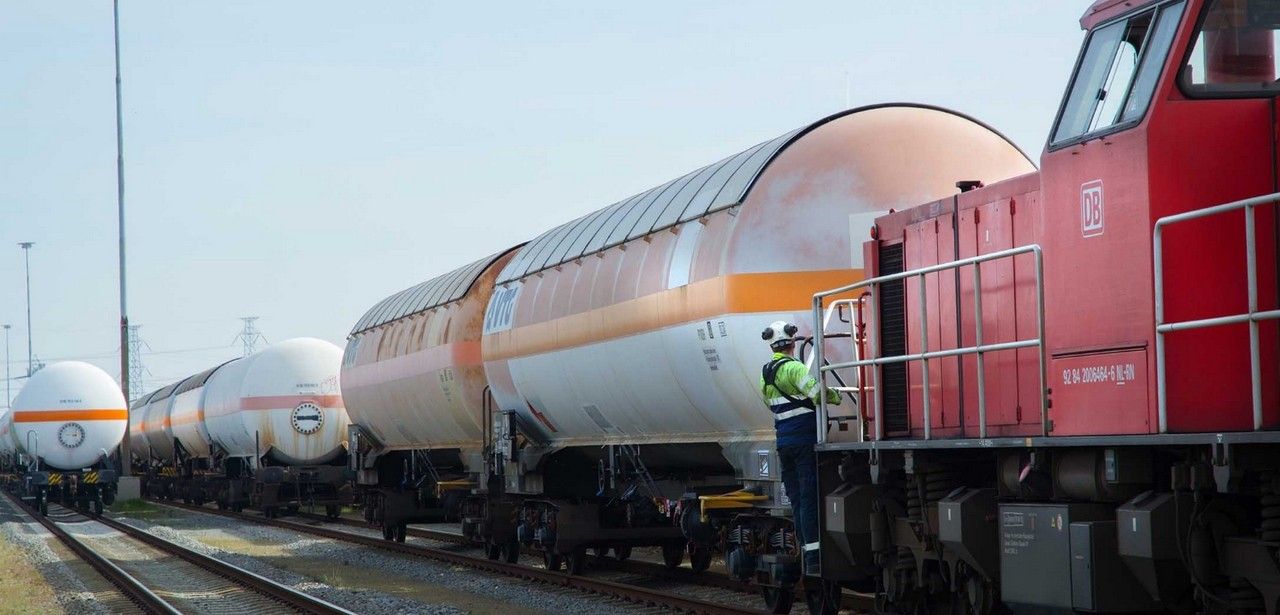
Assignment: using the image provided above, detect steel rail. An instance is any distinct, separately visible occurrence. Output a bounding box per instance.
[150,499,767,615]
[4,492,180,615]
[90,510,355,615]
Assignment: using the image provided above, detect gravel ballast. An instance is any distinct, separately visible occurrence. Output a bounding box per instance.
[0,495,114,615]
[111,505,663,615]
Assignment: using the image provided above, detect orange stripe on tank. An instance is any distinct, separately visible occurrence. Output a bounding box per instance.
[13,409,128,423]
[240,394,343,411]
[483,269,864,361]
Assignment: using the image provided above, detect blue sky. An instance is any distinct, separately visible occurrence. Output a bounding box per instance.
[0,1,1086,402]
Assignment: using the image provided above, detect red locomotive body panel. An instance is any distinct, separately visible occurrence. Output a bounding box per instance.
[864,0,1280,440]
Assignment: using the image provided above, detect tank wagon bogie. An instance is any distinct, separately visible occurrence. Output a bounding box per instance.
[806,1,1280,614]
[0,361,126,516]
[133,338,352,518]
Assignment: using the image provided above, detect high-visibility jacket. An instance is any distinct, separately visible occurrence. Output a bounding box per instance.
[759,352,841,447]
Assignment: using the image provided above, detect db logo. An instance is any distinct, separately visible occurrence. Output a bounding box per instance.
[1081,180,1104,238]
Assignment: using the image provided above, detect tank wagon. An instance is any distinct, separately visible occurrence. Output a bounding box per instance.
[0,362,125,515]
[133,338,352,517]
[804,1,1280,613]
[343,104,1034,571]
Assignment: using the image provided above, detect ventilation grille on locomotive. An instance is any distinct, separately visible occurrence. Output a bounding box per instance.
[878,243,909,434]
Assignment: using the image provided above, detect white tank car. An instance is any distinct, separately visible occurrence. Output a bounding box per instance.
[127,389,157,460]
[0,409,13,460]
[5,361,127,471]
[202,338,348,466]
[139,381,180,461]
[480,105,1035,473]
[168,364,226,459]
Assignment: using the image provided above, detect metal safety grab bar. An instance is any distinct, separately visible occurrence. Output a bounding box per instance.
[811,244,1047,443]
[1153,191,1280,433]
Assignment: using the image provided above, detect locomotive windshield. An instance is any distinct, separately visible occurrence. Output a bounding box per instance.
[1052,1,1186,145]
[1182,0,1280,94]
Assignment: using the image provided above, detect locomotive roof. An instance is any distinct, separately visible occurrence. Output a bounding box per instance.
[350,246,520,336]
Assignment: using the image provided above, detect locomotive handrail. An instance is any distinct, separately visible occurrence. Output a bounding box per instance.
[1154,191,1280,433]
[811,244,1047,443]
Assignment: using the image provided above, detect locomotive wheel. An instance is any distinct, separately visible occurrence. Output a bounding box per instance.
[661,542,685,570]
[543,550,562,572]
[614,546,632,561]
[689,546,712,573]
[804,579,841,615]
[566,548,588,575]
[760,586,794,614]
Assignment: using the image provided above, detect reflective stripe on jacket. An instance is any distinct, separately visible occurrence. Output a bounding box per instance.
[759,352,840,447]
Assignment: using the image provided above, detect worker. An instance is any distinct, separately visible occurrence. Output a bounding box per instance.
[759,320,840,572]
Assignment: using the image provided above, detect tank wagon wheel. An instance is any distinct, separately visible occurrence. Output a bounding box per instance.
[37,494,48,517]
[543,551,562,572]
[92,495,104,516]
[565,547,588,576]
[325,505,340,520]
[503,540,519,564]
[661,542,685,570]
[689,546,712,573]
[613,546,631,561]
[381,524,394,541]
[760,586,794,614]
[486,542,502,560]
[393,523,406,543]
[804,579,841,615]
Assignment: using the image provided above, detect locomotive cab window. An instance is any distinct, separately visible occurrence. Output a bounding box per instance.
[1052,1,1185,145]
[1182,0,1280,95]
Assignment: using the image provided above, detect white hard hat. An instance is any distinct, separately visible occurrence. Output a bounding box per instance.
[761,320,799,350]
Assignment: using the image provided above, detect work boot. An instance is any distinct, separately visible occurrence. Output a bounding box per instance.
[803,548,820,574]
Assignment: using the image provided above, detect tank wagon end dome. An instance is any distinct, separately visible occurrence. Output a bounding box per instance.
[8,361,127,471]
[226,337,349,466]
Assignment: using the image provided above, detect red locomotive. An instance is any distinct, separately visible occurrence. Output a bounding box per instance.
[810,0,1280,613]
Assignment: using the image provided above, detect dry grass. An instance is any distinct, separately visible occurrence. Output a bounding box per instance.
[0,534,63,615]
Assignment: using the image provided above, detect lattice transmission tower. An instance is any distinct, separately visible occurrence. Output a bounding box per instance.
[127,324,148,401]
[234,317,267,357]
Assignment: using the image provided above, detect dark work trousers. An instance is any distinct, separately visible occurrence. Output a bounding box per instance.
[778,443,820,569]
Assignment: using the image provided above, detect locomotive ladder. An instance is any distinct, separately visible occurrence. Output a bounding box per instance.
[811,244,1048,443]
[1154,191,1280,432]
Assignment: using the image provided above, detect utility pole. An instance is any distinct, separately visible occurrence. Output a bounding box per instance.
[18,242,33,377]
[2,324,9,409]
[113,0,132,477]
[234,317,267,357]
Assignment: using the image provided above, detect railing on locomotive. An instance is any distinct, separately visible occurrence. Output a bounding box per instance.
[811,244,1049,443]
[1153,191,1280,433]
[802,296,871,442]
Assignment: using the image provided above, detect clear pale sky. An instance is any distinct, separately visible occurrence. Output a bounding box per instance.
[0,1,1087,404]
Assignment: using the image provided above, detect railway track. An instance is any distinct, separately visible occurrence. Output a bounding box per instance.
[3,492,353,615]
[149,498,772,615]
